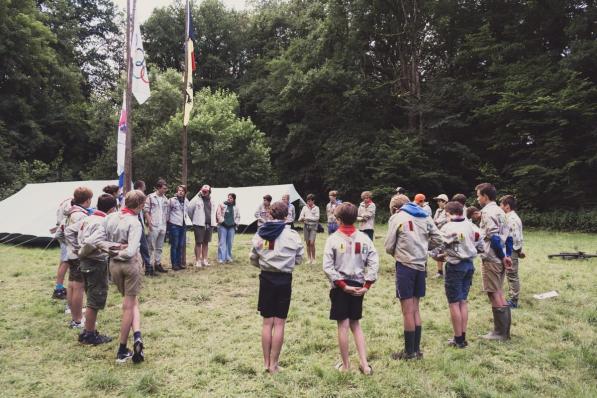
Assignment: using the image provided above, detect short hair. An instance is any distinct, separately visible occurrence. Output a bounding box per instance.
[102,184,119,196]
[390,194,409,212]
[97,193,117,213]
[270,201,288,220]
[73,187,93,205]
[334,202,358,225]
[282,193,290,200]
[475,183,497,201]
[500,195,517,210]
[329,190,338,197]
[444,201,464,216]
[306,194,315,201]
[452,193,467,206]
[124,190,146,209]
[177,185,188,194]
[228,193,236,201]
[155,178,167,189]
[361,191,372,200]
[263,194,272,202]
[133,180,145,190]
[466,206,480,219]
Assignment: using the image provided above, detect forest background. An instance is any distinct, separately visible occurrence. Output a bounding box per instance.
[1,0,596,229]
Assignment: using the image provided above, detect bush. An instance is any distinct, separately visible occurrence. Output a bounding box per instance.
[522,210,597,233]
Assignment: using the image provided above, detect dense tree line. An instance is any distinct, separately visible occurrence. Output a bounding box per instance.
[1,0,596,213]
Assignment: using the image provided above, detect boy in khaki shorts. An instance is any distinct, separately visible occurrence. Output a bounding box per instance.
[476,183,513,341]
[298,194,320,264]
[500,195,524,308]
[105,190,146,363]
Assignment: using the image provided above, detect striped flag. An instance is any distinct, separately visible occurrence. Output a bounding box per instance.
[131,13,150,104]
[183,0,196,126]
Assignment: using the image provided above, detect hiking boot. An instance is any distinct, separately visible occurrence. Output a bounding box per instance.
[180,263,187,269]
[447,338,468,347]
[132,338,145,364]
[80,330,112,345]
[116,349,133,364]
[391,350,417,361]
[172,265,183,271]
[507,299,518,308]
[155,264,168,273]
[52,288,67,300]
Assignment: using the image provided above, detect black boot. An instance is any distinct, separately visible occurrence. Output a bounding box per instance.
[155,263,168,273]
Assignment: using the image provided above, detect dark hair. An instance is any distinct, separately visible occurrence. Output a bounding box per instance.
[263,194,272,202]
[133,180,145,190]
[475,183,497,201]
[500,195,517,210]
[102,184,119,196]
[177,185,188,194]
[97,193,117,213]
[155,178,167,189]
[444,201,463,216]
[228,193,236,204]
[466,206,480,219]
[270,201,288,220]
[73,187,93,205]
[306,194,315,201]
[451,193,467,206]
[334,202,358,225]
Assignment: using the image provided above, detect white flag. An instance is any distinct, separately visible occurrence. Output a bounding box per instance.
[131,17,150,104]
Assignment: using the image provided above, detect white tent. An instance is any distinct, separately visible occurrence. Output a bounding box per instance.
[0,181,304,241]
[0,180,119,241]
[198,184,305,226]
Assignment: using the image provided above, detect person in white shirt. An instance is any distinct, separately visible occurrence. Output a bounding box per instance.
[168,185,190,270]
[255,195,273,227]
[432,194,449,278]
[281,193,295,227]
[144,179,169,272]
[188,185,218,268]
[357,191,376,240]
[298,194,320,264]
[500,195,524,308]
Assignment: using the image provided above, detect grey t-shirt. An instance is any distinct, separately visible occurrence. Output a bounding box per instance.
[202,195,212,226]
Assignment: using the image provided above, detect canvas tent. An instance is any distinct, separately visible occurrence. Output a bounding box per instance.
[0,181,305,242]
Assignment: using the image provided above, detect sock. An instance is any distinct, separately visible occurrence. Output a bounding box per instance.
[55,283,64,290]
[462,332,466,341]
[455,335,465,345]
[133,331,142,341]
[118,343,128,354]
[414,326,422,353]
[404,330,416,354]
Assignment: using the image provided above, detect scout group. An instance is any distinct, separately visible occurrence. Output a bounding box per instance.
[51,180,523,372]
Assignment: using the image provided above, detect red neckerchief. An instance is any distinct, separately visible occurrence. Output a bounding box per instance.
[93,210,107,218]
[338,224,356,236]
[121,207,136,216]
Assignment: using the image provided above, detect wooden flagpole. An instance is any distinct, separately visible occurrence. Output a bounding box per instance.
[181,0,189,187]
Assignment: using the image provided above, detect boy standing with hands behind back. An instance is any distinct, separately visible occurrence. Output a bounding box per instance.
[323,202,378,375]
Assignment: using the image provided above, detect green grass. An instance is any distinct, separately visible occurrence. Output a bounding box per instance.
[1,227,596,397]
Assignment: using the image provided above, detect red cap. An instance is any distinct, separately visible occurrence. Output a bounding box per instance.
[414,194,426,204]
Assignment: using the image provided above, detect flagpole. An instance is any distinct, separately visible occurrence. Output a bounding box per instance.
[124,0,136,193]
[181,0,190,187]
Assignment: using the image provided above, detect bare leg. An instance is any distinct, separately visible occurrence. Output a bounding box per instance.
[400,298,416,330]
[202,243,209,262]
[488,291,507,307]
[269,317,286,373]
[460,300,469,336]
[449,302,463,337]
[132,297,141,333]
[349,320,370,373]
[119,296,136,345]
[436,260,443,273]
[194,243,202,263]
[84,308,97,332]
[261,318,274,370]
[413,298,421,327]
[337,319,350,371]
[70,281,84,322]
[56,261,68,285]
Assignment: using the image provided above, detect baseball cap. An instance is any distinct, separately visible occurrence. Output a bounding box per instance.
[414,194,426,204]
[433,194,449,202]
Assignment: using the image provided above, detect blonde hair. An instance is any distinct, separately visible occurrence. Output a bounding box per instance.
[329,190,338,197]
[124,190,146,210]
[361,191,372,200]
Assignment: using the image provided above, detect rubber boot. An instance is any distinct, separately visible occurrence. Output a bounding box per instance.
[504,306,511,339]
[482,307,507,340]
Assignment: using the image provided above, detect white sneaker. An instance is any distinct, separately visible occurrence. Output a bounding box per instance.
[203,259,210,267]
[194,261,203,268]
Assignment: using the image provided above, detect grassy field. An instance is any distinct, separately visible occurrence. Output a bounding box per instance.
[1,227,597,397]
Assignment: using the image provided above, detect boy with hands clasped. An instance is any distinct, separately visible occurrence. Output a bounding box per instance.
[323,202,378,375]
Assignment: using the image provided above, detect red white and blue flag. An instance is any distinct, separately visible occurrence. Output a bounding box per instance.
[117,93,127,190]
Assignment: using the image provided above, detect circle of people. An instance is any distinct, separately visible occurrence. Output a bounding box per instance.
[51,180,523,370]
